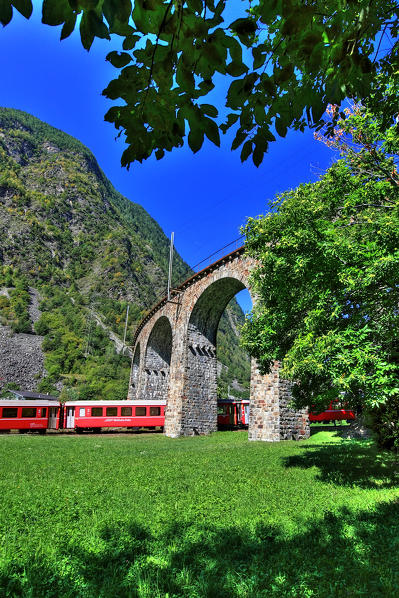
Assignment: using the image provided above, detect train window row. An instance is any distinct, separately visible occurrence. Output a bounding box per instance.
[82,406,162,417]
[1,408,47,418]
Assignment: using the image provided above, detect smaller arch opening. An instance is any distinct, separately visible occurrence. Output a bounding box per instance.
[130,344,141,397]
[143,316,172,401]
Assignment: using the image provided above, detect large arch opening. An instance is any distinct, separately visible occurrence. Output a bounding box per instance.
[183,277,252,435]
[217,288,252,401]
[143,316,172,401]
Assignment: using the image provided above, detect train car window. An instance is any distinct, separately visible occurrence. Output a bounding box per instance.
[135,407,146,416]
[121,407,132,416]
[150,407,161,416]
[79,408,85,417]
[106,407,117,416]
[2,408,18,418]
[22,408,37,417]
[92,408,103,417]
[217,406,225,415]
[41,408,47,418]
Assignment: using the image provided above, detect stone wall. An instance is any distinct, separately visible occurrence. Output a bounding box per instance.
[248,360,281,441]
[182,325,218,435]
[278,379,310,440]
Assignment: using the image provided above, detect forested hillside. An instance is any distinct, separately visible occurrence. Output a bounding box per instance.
[0,108,250,399]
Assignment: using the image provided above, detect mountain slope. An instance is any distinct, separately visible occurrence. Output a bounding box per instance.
[0,107,250,399]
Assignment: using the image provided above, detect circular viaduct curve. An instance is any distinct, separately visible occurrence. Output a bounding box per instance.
[128,247,309,441]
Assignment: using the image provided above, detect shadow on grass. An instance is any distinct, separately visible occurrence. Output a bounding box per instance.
[1,499,399,598]
[284,438,399,489]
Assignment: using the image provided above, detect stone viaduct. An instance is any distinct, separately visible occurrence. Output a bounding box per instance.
[128,246,309,441]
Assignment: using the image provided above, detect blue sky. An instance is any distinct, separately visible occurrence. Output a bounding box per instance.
[0,5,337,311]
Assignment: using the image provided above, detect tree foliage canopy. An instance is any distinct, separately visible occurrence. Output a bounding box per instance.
[2,0,398,166]
[241,104,399,439]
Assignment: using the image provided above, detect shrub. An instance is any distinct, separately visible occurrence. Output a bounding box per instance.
[368,398,399,451]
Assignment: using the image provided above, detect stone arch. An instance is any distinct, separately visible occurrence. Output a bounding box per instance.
[143,316,172,401]
[130,248,309,441]
[130,343,140,399]
[182,276,247,435]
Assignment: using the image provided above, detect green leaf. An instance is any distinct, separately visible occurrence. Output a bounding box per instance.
[252,142,265,166]
[122,34,139,51]
[80,10,110,50]
[87,9,110,39]
[226,61,248,77]
[198,79,215,95]
[79,12,95,50]
[176,62,195,92]
[230,17,257,46]
[252,45,266,69]
[240,140,252,162]
[188,127,204,153]
[254,103,265,126]
[275,118,287,138]
[224,35,243,63]
[11,0,32,19]
[103,0,132,27]
[42,0,72,26]
[187,0,203,13]
[60,13,77,40]
[203,117,220,146]
[231,128,247,150]
[106,51,132,68]
[274,64,294,84]
[0,1,12,25]
[311,96,326,123]
[220,113,239,134]
[200,104,218,118]
[226,79,245,109]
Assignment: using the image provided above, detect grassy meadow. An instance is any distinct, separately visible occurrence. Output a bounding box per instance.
[0,430,398,598]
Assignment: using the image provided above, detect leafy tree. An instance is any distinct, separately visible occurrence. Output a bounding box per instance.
[1,0,398,166]
[241,103,399,446]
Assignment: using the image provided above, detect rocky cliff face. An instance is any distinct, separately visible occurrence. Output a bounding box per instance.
[0,326,45,390]
[0,287,45,391]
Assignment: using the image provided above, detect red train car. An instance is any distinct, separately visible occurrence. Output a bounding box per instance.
[0,400,60,433]
[309,400,355,424]
[62,400,166,432]
[217,399,249,429]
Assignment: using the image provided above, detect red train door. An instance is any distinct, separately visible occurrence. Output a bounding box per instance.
[244,403,249,425]
[66,407,75,428]
[48,407,58,429]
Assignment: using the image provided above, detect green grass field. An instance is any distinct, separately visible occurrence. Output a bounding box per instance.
[0,430,398,598]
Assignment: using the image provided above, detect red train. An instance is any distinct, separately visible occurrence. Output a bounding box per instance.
[217,399,249,429]
[0,396,356,433]
[309,400,355,424]
[0,399,60,433]
[63,400,166,432]
[0,398,250,433]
